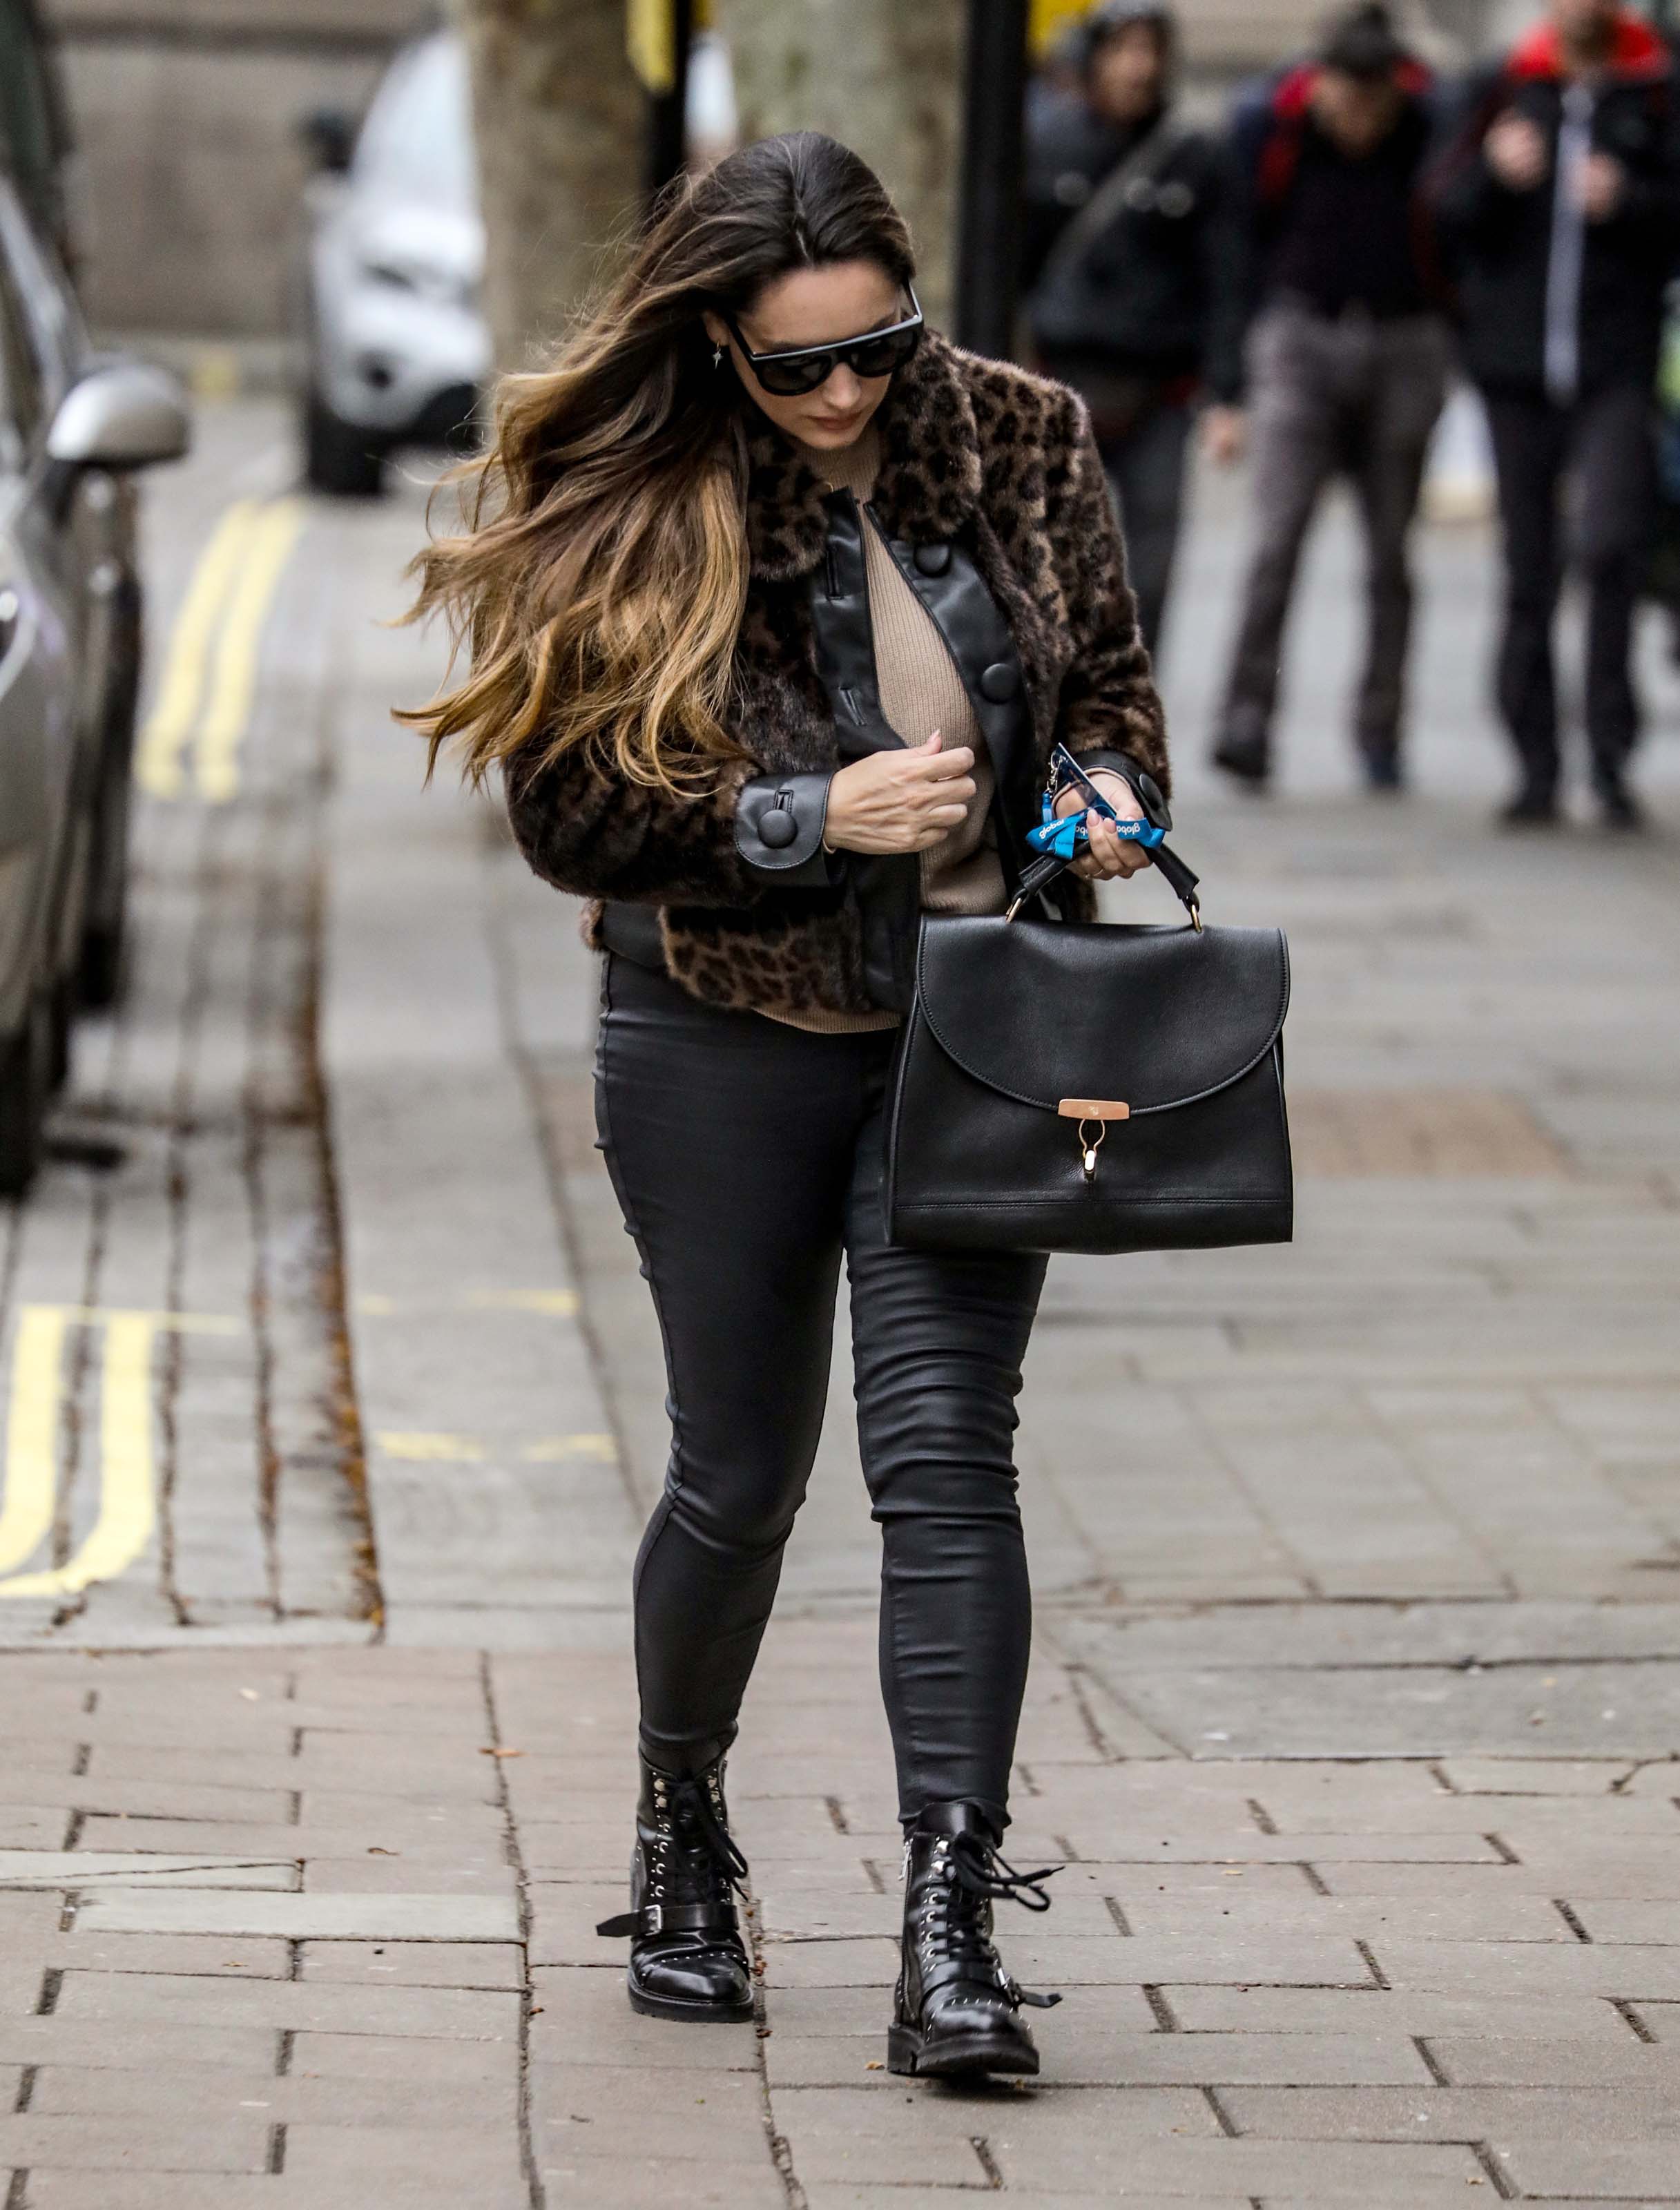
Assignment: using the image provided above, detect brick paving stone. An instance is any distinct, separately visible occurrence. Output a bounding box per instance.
[1492,2137,1680,2198]
[1057,1830,1511,1863]
[535,2153,788,2207]
[287,2030,520,2087]
[798,2195,1257,2210]
[54,1932,293,1977]
[529,1966,759,2067]
[0,1852,298,1890]
[22,2178,529,2210]
[530,2060,769,2162]
[1314,1857,1680,1902]
[998,1933,1378,1986]
[1620,1763,1680,1800]
[34,1778,302,1823]
[300,1938,527,1988]
[1439,1758,1635,1794]
[1159,1985,1634,2039]
[279,2122,528,2191]
[0,1808,72,1845]
[1430,2037,1680,2086]
[298,1854,519,1896]
[1369,1937,1680,1999]
[773,2083,1218,2188]
[0,2113,271,2171]
[1114,1888,1571,1941]
[1569,1900,1680,1943]
[29,2058,519,2130]
[986,2133,1491,2197]
[757,1938,900,1989]
[75,1887,516,1941]
[52,1970,520,2039]
[295,1791,505,1834]
[73,1817,504,1860]
[0,2019,282,2071]
[1220,2082,1680,2140]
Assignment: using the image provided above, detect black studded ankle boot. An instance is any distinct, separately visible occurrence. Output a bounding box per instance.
[595,1752,754,2023]
[887,1801,1062,2078]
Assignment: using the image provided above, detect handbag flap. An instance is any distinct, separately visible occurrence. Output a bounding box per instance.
[915,916,1289,1117]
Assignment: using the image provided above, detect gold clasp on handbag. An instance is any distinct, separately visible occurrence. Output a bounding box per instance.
[1058,1098,1129,1183]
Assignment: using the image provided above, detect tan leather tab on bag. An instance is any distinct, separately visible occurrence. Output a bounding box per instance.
[1058,1098,1130,1121]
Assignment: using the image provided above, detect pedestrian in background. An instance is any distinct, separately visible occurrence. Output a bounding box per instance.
[1023,0,1229,656]
[1206,3,1450,794]
[1431,0,1680,829]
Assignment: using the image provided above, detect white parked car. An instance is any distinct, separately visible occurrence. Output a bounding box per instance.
[296,32,490,497]
[295,27,740,497]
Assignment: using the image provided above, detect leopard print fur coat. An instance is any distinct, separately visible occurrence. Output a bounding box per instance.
[505,330,1169,1019]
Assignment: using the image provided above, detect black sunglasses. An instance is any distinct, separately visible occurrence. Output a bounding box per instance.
[720,287,924,397]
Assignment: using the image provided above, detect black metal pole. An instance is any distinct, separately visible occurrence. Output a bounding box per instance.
[954,0,1030,358]
[646,0,695,204]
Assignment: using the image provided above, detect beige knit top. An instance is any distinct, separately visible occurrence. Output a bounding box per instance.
[762,421,1008,1035]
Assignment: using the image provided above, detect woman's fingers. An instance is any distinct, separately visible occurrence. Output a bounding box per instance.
[910,744,975,780]
[1070,818,1152,881]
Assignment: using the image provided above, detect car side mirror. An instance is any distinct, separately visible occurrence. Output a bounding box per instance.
[46,362,192,470]
[299,107,356,175]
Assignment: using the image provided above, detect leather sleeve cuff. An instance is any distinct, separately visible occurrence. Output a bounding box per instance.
[735,772,842,887]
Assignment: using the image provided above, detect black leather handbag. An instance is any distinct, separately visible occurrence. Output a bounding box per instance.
[883,874,1293,1256]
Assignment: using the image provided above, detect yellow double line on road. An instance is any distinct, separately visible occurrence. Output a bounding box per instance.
[135,496,307,804]
[0,1305,238,1599]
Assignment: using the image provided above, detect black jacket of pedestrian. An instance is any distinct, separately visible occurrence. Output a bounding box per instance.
[1022,81,1230,384]
[1210,59,1445,403]
[1429,13,1680,396]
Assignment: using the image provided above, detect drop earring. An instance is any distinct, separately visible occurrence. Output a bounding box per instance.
[712,343,724,369]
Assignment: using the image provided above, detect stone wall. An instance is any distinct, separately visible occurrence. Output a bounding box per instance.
[44,0,434,338]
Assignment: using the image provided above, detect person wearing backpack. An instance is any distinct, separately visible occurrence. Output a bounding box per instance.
[1023,0,1230,655]
[1204,3,1451,794]
[1430,0,1680,829]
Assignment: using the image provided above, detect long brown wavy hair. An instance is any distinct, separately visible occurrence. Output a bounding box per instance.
[397,132,914,796]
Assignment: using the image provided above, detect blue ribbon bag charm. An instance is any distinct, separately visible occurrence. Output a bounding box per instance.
[1025,785,1166,858]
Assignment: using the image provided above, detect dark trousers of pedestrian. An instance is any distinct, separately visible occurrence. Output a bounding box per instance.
[1483,381,1654,801]
[1098,399,1194,660]
[1217,301,1451,774]
[594,952,1047,1838]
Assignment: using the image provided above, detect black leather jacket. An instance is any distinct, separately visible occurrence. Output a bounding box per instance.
[606,486,1141,1012]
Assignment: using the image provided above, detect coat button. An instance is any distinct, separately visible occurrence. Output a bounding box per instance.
[914,542,952,576]
[758,808,798,848]
[980,660,1019,702]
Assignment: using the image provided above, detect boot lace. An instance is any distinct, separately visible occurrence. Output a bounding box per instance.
[664,1771,750,1904]
[915,1830,1063,2011]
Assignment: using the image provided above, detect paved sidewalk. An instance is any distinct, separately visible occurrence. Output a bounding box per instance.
[1,406,1679,2205]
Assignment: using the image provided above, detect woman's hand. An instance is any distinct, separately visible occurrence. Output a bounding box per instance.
[1054,769,1152,883]
[824,731,977,855]
[1202,405,1246,468]
[1486,112,1547,192]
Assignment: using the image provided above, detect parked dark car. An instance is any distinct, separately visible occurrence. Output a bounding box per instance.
[0,4,191,1194]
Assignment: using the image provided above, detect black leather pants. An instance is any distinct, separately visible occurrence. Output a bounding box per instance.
[595,954,1047,1836]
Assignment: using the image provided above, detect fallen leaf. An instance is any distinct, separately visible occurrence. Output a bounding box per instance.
[865,2060,882,2070]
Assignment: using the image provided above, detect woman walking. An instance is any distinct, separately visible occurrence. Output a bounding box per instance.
[403,133,1169,2078]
